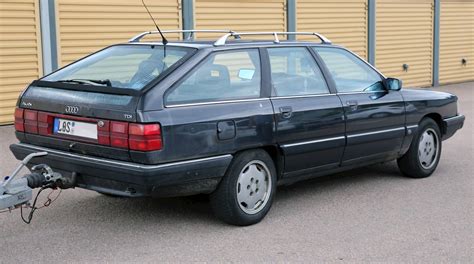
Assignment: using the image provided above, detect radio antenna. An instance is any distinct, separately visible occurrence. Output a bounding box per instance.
[141,0,168,45]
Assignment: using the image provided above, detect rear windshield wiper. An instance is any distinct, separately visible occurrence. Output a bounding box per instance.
[56,79,112,87]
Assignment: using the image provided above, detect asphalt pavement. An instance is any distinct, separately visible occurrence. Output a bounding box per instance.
[0,82,472,263]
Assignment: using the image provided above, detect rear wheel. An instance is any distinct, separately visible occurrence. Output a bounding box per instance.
[397,118,442,178]
[210,149,277,226]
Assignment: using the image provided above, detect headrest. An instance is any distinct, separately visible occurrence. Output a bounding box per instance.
[196,64,230,87]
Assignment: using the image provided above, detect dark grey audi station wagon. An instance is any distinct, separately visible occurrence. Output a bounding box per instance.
[10,30,465,225]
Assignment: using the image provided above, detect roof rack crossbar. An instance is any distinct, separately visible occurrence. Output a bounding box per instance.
[129,30,237,42]
[214,31,332,46]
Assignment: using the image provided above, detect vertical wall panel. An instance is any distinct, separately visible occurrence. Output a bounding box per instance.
[0,0,42,125]
[195,0,286,40]
[439,0,474,84]
[56,0,182,66]
[297,0,368,59]
[376,0,434,87]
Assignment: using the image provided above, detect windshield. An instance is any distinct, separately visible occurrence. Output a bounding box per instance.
[43,45,194,90]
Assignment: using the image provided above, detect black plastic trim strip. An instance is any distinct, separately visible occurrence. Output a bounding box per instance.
[31,80,141,96]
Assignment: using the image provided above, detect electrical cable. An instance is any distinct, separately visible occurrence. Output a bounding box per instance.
[37,188,62,209]
[20,187,46,224]
[1,187,62,220]
[19,185,61,224]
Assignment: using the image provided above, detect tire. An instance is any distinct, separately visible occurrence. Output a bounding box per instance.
[397,118,442,178]
[210,149,277,226]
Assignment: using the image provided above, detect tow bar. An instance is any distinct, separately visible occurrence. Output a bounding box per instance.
[0,152,74,224]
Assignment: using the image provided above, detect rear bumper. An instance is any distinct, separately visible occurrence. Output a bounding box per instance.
[10,143,232,197]
[442,115,465,140]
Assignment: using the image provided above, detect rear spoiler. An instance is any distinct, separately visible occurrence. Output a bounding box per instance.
[30,80,141,96]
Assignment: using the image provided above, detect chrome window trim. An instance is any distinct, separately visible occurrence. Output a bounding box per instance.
[166,90,398,107]
[165,89,390,106]
[336,91,387,95]
[166,93,340,107]
[17,143,232,170]
[347,127,405,138]
[271,93,336,99]
[281,136,345,148]
[165,98,269,108]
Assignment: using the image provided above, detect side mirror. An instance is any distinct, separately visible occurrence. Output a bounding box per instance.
[238,68,255,80]
[383,78,402,91]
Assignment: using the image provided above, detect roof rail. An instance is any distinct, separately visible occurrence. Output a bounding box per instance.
[214,31,332,46]
[129,30,238,42]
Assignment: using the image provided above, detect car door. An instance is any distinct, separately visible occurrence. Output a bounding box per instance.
[313,47,406,166]
[155,48,274,163]
[267,47,345,176]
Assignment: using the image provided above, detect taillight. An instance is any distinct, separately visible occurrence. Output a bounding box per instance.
[129,124,162,151]
[23,109,38,134]
[14,109,163,152]
[14,108,24,132]
[38,112,54,135]
[97,120,110,145]
[110,121,129,149]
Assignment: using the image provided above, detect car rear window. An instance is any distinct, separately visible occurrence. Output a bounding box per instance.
[42,45,194,90]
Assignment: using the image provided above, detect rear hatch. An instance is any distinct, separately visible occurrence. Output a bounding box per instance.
[16,85,145,162]
[14,44,196,163]
[21,84,139,121]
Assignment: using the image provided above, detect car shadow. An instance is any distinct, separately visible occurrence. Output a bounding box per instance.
[43,161,407,228]
[278,161,403,196]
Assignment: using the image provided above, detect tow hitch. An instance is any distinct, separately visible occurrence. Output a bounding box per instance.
[0,152,75,224]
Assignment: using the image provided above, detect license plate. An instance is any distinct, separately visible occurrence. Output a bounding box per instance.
[53,118,98,140]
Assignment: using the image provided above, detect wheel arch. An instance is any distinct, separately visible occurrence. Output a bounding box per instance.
[233,145,285,180]
[421,113,445,135]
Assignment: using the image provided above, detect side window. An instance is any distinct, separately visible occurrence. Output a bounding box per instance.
[166,49,261,105]
[268,47,329,96]
[313,47,383,93]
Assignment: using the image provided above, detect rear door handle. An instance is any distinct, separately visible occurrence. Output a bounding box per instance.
[346,100,358,111]
[279,106,293,119]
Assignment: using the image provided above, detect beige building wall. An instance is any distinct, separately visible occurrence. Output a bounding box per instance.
[0,0,42,125]
[55,0,182,66]
[376,0,434,87]
[439,0,474,84]
[296,0,368,59]
[195,0,286,39]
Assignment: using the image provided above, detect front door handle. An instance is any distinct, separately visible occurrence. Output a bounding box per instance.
[346,100,358,111]
[279,106,293,119]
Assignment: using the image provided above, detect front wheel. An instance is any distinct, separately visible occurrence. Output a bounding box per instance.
[210,149,277,226]
[397,118,442,178]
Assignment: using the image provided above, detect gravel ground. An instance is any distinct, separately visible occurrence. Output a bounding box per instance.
[0,82,472,263]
